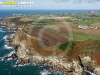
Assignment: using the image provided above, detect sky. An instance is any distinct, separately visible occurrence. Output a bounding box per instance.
[0,0,100,10]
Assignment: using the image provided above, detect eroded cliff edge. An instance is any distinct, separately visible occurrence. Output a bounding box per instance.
[7,31,100,75]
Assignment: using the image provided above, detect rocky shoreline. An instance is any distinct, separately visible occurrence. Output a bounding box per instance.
[2,33,100,75]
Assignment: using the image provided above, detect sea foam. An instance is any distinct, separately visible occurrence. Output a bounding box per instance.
[14,61,30,67]
[0,28,5,32]
[3,44,13,50]
[40,70,51,75]
[2,51,15,61]
[3,35,8,40]
[3,35,14,50]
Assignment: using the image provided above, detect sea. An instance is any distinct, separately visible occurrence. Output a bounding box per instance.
[0,10,98,75]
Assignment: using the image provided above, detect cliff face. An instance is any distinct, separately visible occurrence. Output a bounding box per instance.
[9,31,100,75]
[11,31,39,59]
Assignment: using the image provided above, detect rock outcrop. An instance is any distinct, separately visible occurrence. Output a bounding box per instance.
[5,31,100,75]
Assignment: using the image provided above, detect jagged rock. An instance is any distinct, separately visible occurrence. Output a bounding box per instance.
[6,36,11,40]
[13,44,20,50]
[15,58,30,66]
[3,52,18,61]
[7,31,100,75]
[9,53,17,59]
[3,56,9,60]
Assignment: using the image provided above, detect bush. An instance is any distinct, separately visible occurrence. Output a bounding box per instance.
[59,41,75,51]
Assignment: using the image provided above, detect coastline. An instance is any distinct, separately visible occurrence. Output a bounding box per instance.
[1,10,100,75]
[5,32,82,74]
[4,31,100,75]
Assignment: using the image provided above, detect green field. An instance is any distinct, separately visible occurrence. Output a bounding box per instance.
[66,33,100,41]
[66,14,100,25]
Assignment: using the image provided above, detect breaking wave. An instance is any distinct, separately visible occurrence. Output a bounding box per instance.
[3,35,8,40]
[85,71,96,75]
[40,70,51,75]
[3,44,13,50]
[2,51,15,61]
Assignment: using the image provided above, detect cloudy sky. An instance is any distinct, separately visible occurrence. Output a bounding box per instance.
[0,0,100,9]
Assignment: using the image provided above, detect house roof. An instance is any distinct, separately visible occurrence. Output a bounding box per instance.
[19,17,33,23]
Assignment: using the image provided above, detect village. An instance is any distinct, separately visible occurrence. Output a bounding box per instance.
[78,25,98,30]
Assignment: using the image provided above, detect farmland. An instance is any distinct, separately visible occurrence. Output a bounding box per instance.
[66,33,100,41]
[2,12,100,75]
[27,28,68,46]
[2,12,100,63]
[66,13,100,29]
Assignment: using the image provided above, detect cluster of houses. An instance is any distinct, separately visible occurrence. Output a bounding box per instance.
[84,11,100,16]
[78,25,98,30]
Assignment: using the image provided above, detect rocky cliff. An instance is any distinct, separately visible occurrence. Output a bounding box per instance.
[7,31,100,75]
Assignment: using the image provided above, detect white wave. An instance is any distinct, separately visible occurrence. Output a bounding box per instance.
[17,64,29,67]
[8,51,13,56]
[14,62,30,67]
[7,58,13,61]
[86,71,96,75]
[3,35,8,40]
[2,26,7,27]
[2,51,15,61]
[14,64,24,67]
[0,30,5,32]
[40,65,44,68]
[0,28,5,32]
[3,35,14,50]
[40,70,51,75]
[3,44,13,50]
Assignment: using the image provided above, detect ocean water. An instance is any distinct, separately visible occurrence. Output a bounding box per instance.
[0,10,96,75]
[0,9,100,18]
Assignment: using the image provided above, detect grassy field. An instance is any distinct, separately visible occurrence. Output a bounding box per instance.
[59,41,75,50]
[66,14,100,25]
[66,33,100,41]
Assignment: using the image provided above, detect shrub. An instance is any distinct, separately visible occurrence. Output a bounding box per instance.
[59,41,75,51]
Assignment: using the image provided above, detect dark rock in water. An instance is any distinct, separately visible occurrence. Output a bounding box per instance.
[3,56,9,60]
[87,66,95,73]
[85,71,91,75]
[15,58,30,66]
[3,52,17,61]
[15,59,22,66]
[45,66,52,70]
[9,53,17,59]
[28,59,30,63]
